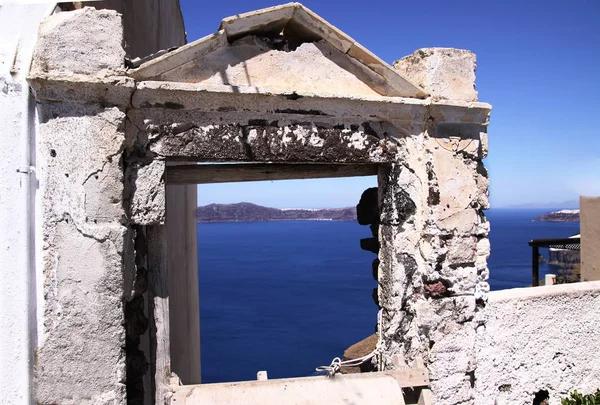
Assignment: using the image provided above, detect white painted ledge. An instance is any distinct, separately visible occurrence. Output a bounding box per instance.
[170,369,429,405]
[489,280,600,302]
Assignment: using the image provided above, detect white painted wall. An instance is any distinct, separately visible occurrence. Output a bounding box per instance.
[0,4,55,405]
[475,281,600,405]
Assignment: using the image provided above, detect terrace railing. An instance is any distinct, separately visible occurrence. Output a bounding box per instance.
[528,238,581,286]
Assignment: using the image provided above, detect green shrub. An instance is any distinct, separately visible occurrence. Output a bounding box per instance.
[561,389,600,405]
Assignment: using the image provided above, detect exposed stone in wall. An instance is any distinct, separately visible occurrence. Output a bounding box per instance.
[403,116,489,405]
[374,78,490,405]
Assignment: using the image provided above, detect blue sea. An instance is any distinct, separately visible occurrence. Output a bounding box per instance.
[197,209,579,383]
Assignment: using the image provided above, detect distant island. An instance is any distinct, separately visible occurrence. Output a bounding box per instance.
[533,209,580,222]
[197,202,356,223]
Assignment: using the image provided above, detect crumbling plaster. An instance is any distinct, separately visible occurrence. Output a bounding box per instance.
[35,102,131,405]
[26,5,493,405]
[475,282,600,405]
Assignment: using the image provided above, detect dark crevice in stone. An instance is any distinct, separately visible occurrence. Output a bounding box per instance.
[125,228,150,405]
[467,370,476,388]
[428,187,440,206]
[248,119,269,126]
[426,162,440,205]
[380,166,416,226]
[125,294,149,405]
[240,126,255,160]
[284,92,303,100]
[449,261,476,270]
[150,101,184,110]
[533,390,550,405]
[361,122,379,138]
[273,108,327,115]
[256,34,302,52]
[399,253,418,305]
[434,252,447,272]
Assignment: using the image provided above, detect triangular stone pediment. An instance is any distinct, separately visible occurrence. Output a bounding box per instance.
[130,3,427,99]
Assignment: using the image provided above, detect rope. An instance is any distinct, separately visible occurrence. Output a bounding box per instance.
[315,310,385,378]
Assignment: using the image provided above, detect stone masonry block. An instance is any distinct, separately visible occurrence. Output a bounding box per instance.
[447,236,478,265]
[31,7,125,78]
[129,159,166,225]
[393,48,478,102]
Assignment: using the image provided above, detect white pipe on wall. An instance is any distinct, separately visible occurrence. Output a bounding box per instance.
[0,4,55,405]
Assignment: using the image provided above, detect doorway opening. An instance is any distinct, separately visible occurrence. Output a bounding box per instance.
[194,174,380,383]
[169,164,383,383]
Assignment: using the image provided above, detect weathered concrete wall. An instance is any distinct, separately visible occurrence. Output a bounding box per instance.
[0,4,56,405]
[35,104,130,404]
[581,197,600,281]
[29,9,133,404]
[475,282,600,405]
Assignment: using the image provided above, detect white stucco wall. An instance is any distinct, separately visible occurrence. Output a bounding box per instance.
[0,4,56,405]
[475,281,600,405]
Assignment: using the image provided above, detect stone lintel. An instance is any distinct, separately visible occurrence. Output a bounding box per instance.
[131,80,490,125]
[26,74,490,127]
[28,75,135,109]
[144,121,397,164]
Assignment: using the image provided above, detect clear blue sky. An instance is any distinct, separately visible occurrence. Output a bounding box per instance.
[180,0,600,208]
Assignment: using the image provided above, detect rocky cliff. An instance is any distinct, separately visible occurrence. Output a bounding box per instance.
[196,202,356,222]
[533,209,580,222]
